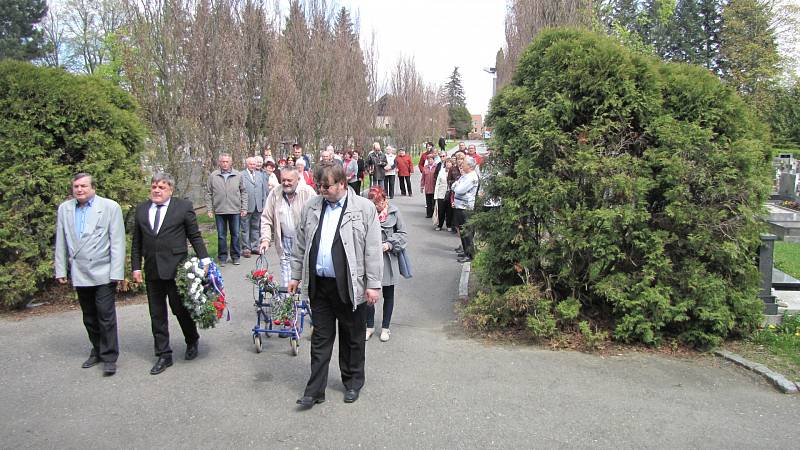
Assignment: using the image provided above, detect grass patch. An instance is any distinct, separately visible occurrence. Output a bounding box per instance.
[773,241,800,279]
[724,312,800,382]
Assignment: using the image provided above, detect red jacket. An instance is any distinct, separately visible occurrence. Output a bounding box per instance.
[396,154,413,176]
[418,150,431,173]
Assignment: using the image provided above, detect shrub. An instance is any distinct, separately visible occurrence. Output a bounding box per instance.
[473,29,770,347]
[0,61,146,308]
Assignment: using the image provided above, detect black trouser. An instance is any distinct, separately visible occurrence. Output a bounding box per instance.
[367,285,394,329]
[349,181,361,196]
[385,175,395,198]
[425,193,435,218]
[76,282,119,362]
[146,278,199,357]
[304,277,367,397]
[436,198,453,228]
[454,208,475,257]
[398,176,412,195]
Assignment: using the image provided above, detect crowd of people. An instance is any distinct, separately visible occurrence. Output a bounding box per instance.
[418,141,483,263]
[53,140,430,409]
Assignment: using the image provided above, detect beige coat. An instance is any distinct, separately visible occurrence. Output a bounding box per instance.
[259,183,316,255]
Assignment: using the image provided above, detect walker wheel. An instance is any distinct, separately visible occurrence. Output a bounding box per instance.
[254,334,262,353]
[290,338,299,356]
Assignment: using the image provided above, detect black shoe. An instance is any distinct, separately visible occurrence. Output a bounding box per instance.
[457,255,472,263]
[81,355,101,369]
[456,252,466,258]
[296,394,325,408]
[434,226,442,231]
[232,259,241,265]
[454,246,463,252]
[344,389,360,403]
[185,341,198,360]
[150,356,173,375]
[102,362,117,376]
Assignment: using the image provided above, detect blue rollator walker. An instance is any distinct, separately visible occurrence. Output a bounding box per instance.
[251,255,311,356]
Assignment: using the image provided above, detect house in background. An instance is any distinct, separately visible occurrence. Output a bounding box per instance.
[469,114,483,140]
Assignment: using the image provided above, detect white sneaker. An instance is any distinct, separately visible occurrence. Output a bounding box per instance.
[380,329,391,342]
[365,328,375,341]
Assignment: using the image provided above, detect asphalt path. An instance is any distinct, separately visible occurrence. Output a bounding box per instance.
[2,169,799,448]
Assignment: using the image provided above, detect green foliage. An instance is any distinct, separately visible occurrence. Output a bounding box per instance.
[474,29,769,347]
[0,0,47,61]
[578,320,609,350]
[449,105,472,139]
[747,313,800,375]
[768,81,800,149]
[0,60,146,308]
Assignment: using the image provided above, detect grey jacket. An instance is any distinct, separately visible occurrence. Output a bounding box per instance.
[242,169,268,213]
[291,187,383,308]
[54,195,126,286]
[206,169,248,215]
[259,183,317,255]
[379,204,408,286]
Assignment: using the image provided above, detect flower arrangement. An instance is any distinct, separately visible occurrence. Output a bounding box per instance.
[246,268,277,294]
[176,257,227,329]
[270,293,298,325]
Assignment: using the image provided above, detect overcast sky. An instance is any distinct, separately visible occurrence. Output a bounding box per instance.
[282,0,508,118]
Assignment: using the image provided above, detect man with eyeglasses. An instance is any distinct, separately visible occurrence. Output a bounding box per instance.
[289,162,383,408]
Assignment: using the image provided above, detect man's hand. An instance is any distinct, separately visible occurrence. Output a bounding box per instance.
[288,279,300,294]
[259,240,270,254]
[365,288,380,305]
[132,270,143,284]
[207,211,213,219]
[382,243,390,252]
[240,210,247,217]
[56,277,68,285]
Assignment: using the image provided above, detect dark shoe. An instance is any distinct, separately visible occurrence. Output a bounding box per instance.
[81,355,101,369]
[185,341,198,360]
[296,395,325,408]
[449,228,456,233]
[243,249,251,258]
[457,255,472,263]
[102,362,117,376]
[434,226,442,231]
[456,252,466,258]
[344,389,360,403]
[232,259,241,265]
[454,246,463,252]
[150,356,173,375]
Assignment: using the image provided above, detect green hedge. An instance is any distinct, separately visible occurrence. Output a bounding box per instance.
[0,61,146,308]
[473,29,771,347]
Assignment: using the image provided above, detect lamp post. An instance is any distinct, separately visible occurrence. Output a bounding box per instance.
[483,67,497,98]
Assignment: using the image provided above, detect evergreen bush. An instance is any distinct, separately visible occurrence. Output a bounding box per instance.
[0,61,146,308]
[473,29,771,347]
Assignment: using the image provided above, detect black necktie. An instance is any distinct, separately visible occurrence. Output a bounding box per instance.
[153,204,164,233]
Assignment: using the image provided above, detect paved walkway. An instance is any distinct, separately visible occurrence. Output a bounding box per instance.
[2,177,800,448]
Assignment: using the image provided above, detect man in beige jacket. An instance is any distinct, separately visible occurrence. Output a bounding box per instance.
[259,167,316,286]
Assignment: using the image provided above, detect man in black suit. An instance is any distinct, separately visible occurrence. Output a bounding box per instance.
[131,173,211,375]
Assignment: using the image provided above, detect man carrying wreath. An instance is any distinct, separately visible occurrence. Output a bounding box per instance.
[131,173,211,375]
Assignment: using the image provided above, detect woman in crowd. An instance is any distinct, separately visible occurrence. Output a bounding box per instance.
[344,149,360,193]
[395,148,413,196]
[384,146,397,199]
[434,158,454,231]
[295,158,315,190]
[263,160,280,191]
[365,186,408,342]
[420,153,438,218]
[445,156,461,233]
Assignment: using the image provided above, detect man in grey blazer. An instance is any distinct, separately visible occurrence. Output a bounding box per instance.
[241,156,269,257]
[54,173,126,376]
